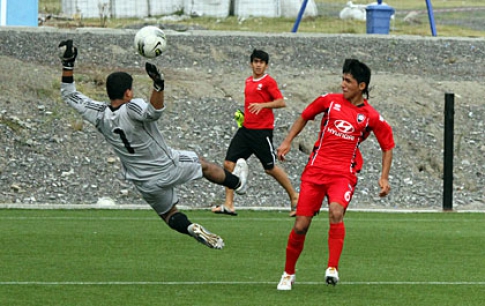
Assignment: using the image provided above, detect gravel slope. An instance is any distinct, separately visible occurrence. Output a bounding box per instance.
[0,28,484,211]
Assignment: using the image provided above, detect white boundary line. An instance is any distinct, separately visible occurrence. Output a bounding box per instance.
[0,281,484,286]
[0,203,484,213]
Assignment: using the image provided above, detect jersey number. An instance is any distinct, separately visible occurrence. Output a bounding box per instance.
[113,128,135,154]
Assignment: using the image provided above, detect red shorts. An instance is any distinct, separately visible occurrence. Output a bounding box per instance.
[296,175,357,217]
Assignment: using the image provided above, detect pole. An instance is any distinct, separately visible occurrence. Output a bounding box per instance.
[291,0,309,33]
[425,0,437,36]
[0,0,7,26]
[443,93,454,211]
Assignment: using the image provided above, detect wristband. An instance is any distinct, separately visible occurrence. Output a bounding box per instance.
[62,62,75,70]
[153,80,164,92]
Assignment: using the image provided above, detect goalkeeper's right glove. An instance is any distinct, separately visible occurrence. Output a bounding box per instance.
[58,40,77,70]
[234,109,244,128]
[145,62,165,91]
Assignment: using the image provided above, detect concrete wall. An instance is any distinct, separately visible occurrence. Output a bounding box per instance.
[0,27,482,82]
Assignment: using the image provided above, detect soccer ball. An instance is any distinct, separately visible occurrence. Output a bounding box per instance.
[134,26,167,59]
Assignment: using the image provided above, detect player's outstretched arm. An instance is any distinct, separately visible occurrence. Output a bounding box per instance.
[58,40,103,125]
[58,40,77,81]
[277,116,308,161]
[378,149,393,197]
[145,62,165,110]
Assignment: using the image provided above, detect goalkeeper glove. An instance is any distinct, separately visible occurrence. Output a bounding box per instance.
[145,62,165,91]
[234,109,244,128]
[58,40,77,70]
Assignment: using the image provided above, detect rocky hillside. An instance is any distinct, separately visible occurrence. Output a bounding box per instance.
[0,28,484,211]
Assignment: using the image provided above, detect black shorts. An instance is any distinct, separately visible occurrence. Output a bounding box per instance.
[225,127,276,170]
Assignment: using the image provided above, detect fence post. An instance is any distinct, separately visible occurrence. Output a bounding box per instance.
[425,0,437,36]
[291,0,309,33]
[443,93,454,211]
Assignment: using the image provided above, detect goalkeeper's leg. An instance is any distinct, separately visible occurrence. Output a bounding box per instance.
[161,206,224,249]
[200,156,247,193]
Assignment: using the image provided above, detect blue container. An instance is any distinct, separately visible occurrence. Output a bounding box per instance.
[0,0,38,26]
[366,4,394,34]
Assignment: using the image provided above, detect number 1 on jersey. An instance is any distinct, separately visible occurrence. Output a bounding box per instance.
[113,127,135,154]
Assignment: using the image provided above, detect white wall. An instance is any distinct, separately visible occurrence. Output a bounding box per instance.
[234,0,281,18]
[150,0,184,16]
[61,0,318,19]
[61,0,110,18]
[184,0,231,18]
[281,0,318,18]
[111,0,148,18]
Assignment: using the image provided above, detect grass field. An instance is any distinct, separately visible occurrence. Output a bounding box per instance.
[1,209,484,306]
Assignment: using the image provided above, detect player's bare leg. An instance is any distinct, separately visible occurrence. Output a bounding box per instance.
[212,160,237,214]
[199,157,246,194]
[289,193,299,217]
[200,157,227,184]
[265,165,299,216]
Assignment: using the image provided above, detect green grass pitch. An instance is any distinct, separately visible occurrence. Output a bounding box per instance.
[0,209,483,306]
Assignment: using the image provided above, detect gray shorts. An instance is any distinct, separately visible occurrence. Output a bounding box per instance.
[133,150,203,215]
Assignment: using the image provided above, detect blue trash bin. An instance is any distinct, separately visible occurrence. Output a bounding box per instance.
[366,3,395,34]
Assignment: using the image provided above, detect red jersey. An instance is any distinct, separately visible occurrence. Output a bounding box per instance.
[301,93,395,183]
[243,74,283,130]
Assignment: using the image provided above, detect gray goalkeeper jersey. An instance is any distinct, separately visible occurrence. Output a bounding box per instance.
[61,82,180,182]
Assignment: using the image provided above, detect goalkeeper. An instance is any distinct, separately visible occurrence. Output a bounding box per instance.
[58,40,248,250]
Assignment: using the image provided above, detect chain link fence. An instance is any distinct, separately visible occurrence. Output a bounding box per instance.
[316,1,485,31]
[38,1,485,32]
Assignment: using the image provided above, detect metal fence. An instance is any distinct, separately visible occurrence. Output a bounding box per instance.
[315,1,485,31]
[38,1,485,32]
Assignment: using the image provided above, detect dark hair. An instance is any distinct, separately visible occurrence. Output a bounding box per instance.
[250,49,269,64]
[106,72,133,100]
[342,59,371,99]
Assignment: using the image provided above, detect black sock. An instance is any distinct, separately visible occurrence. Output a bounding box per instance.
[223,169,240,190]
[167,212,191,235]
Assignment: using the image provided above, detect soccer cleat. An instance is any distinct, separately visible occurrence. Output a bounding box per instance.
[325,267,339,286]
[233,158,248,195]
[277,272,296,291]
[187,223,224,249]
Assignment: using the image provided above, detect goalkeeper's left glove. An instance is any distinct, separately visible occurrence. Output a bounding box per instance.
[145,62,165,91]
[58,40,77,70]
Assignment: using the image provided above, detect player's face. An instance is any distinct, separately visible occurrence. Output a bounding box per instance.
[341,73,364,102]
[251,58,268,78]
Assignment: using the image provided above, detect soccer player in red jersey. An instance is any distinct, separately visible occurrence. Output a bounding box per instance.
[212,49,299,216]
[276,59,395,290]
